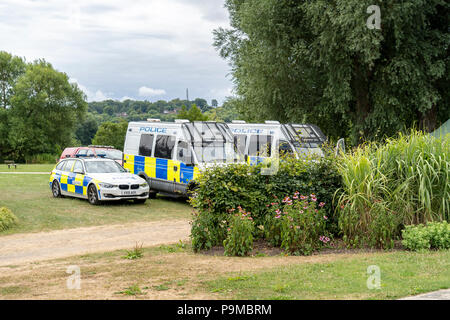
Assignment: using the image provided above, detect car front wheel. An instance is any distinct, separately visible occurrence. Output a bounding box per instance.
[52,180,63,198]
[134,198,147,204]
[88,184,100,205]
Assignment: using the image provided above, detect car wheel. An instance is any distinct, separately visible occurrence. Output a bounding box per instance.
[134,198,147,204]
[88,184,100,205]
[52,180,63,198]
[148,191,158,199]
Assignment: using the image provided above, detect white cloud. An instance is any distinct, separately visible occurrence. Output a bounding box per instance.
[138,86,166,97]
[70,78,109,102]
[3,1,232,104]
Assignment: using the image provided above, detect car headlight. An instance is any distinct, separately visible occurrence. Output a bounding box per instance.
[99,183,117,188]
[140,183,148,188]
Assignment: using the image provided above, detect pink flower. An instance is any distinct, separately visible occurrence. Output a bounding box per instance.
[275,215,281,219]
[319,202,325,207]
[323,216,328,220]
[299,210,304,214]
[300,195,307,200]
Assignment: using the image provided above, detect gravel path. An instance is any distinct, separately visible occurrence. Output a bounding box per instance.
[0,220,190,266]
[399,289,450,300]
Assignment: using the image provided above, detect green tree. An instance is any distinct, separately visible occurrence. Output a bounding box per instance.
[0,51,26,109]
[8,59,87,160]
[176,104,208,122]
[75,116,98,146]
[92,120,128,150]
[211,99,218,108]
[214,0,449,144]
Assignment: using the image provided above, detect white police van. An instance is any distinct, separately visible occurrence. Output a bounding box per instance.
[123,119,243,197]
[228,121,327,165]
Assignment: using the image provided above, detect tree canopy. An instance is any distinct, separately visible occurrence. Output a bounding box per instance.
[214,0,449,144]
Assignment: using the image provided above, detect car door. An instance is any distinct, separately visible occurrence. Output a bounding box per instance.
[59,159,75,195]
[71,160,87,197]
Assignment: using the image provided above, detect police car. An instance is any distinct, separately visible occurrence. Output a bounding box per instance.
[49,158,150,205]
[228,120,327,165]
[123,119,243,196]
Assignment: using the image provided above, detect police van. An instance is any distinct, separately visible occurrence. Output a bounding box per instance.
[123,120,243,196]
[228,121,327,165]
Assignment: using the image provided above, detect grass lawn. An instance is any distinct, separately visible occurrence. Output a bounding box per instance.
[207,250,450,300]
[0,170,191,235]
[0,244,448,300]
[0,163,56,172]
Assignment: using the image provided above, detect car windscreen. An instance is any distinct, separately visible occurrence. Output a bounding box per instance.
[84,161,126,173]
[96,149,123,160]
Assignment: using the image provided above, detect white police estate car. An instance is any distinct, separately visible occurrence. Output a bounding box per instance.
[49,158,150,205]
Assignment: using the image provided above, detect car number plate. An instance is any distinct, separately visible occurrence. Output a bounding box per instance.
[122,191,137,196]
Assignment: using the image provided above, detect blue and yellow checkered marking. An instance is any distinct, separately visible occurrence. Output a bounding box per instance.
[124,154,198,184]
[50,170,94,196]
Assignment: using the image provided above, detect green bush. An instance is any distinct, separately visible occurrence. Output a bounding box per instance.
[0,207,18,232]
[337,131,450,249]
[25,153,58,164]
[190,154,342,252]
[268,193,329,255]
[402,221,450,251]
[223,208,254,256]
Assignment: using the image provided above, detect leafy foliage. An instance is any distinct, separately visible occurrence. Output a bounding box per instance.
[190,155,342,253]
[337,131,450,248]
[214,0,449,144]
[402,222,450,251]
[91,120,128,150]
[223,208,254,256]
[0,207,18,232]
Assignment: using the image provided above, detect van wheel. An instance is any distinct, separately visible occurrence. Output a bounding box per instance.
[88,184,100,205]
[148,191,158,199]
[52,180,63,198]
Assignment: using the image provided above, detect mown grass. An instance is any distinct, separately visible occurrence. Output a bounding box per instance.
[0,164,55,172]
[0,173,191,235]
[207,250,450,300]
[0,243,448,300]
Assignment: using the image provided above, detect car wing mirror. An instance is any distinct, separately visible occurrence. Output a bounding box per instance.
[335,138,346,156]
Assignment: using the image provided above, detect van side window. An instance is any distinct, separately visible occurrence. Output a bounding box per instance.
[234,135,247,154]
[177,141,193,164]
[248,135,272,157]
[139,134,154,157]
[154,135,176,159]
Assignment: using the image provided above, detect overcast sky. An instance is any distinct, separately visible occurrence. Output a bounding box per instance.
[0,0,233,104]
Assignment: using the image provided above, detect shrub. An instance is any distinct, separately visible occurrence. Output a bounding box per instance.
[0,207,18,232]
[223,207,254,256]
[402,221,450,251]
[337,131,450,249]
[266,193,329,255]
[25,153,58,164]
[190,154,342,252]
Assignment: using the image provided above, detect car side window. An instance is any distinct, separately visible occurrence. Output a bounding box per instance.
[76,149,88,157]
[56,161,66,171]
[154,135,176,159]
[139,134,154,157]
[86,149,95,157]
[64,160,75,172]
[177,141,193,164]
[73,161,84,173]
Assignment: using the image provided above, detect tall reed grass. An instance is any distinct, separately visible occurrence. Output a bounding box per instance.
[336,131,449,248]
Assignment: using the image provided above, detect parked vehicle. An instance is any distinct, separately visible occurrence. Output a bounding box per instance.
[49,158,149,205]
[59,146,123,165]
[228,120,327,165]
[123,119,243,197]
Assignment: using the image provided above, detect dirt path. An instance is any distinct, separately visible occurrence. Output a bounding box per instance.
[0,220,190,266]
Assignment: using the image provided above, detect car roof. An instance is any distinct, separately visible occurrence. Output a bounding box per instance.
[60,157,116,163]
